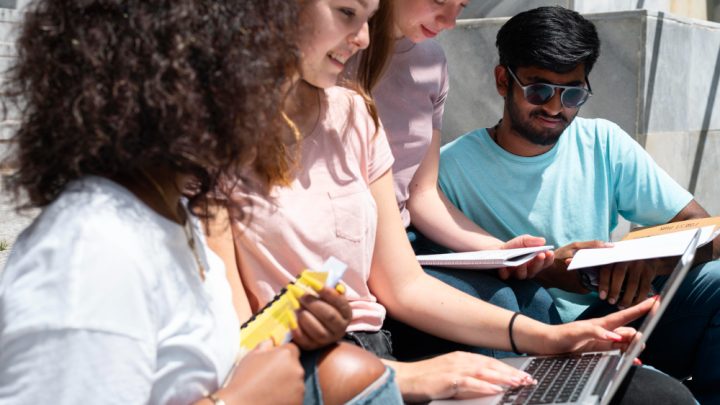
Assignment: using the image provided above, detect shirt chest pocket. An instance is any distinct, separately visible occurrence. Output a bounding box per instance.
[328,186,374,243]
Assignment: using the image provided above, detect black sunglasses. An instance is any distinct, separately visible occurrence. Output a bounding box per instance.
[506,67,592,109]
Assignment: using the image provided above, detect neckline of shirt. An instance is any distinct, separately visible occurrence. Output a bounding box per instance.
[476,127,564,164]
[394,37,416,54]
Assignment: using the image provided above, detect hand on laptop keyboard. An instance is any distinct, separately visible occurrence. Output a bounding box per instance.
[391,351,536,402]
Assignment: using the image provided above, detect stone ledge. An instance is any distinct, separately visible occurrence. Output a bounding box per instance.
[0,7,21,22]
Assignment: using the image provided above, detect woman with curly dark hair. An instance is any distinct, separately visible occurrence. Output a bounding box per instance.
[0,1,399,404]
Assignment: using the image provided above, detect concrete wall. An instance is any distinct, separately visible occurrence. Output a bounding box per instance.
[461,0,709,20]
[438,10,720,237]
[0,7,19,170]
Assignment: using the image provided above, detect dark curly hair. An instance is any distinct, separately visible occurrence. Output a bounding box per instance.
[2,0,300,213]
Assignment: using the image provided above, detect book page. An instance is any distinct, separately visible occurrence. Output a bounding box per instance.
[568,226,718,270]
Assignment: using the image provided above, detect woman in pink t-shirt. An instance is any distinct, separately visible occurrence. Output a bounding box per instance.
[350,0,565,360]
[209,1,659,403]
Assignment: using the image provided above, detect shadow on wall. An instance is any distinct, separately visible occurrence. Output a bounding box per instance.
[460,0,566,19]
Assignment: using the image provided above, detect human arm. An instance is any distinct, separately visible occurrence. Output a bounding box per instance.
[407,129,506,251]
[369,171,651,399]
[406,129,553,277]
[667,199,718,259]
[199,343,305,405]
[204,200,254,322]
[595,199,716,308]
[371,169,646,352]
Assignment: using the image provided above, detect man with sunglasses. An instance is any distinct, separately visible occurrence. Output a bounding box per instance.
[438,6,720,403]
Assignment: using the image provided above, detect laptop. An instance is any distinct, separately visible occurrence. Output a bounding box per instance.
[431,229,701,405]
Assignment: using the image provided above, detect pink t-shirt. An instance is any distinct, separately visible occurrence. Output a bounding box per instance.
[232,86,394,332]
[374,38,449,227]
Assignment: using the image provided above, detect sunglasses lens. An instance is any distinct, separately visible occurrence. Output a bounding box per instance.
[561,88,589,108]
[525,84,554,105]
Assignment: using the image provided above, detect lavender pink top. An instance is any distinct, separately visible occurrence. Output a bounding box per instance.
[374,38,449,227]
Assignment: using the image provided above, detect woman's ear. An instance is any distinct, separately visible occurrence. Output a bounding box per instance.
[494,65,508,98]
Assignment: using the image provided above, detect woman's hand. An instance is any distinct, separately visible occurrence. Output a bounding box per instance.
[215,343,305,405]
[391,351,536,402]
[497,235,554,280]
[291,287,352,350]
[540,298,654,354]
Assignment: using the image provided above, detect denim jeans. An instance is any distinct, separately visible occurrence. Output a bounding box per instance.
[385,227,560,360]
[343,329,396,360]
[300,347,403,405]
[578,260,720,404]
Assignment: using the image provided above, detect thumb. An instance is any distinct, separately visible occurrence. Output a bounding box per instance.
[255,339,274,351]
[504,235,546,249]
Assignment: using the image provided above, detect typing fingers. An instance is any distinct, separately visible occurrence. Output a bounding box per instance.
[453,376,506,399]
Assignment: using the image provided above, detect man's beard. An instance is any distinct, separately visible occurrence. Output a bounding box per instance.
[506,89,575,146]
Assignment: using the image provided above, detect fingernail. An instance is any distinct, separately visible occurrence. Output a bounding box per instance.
[636,358,643,365]
[490,384,506,393]
[510,376,523,385]
[617,305,626,310]
[599,290,607,300]
[608,298,616,305]
[606,331,623,341]
[335,283,346,294]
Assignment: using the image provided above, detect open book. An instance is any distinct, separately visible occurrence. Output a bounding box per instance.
[416,246,553,269]
[568,225,719,271]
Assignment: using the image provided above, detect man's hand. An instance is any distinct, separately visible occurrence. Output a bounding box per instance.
[597,257,674,308]
[554,240,614,265]
[534,240,613,292]
[497,235,554,280]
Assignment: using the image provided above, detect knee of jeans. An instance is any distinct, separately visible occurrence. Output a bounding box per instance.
[317,342,386,404]
[485,287,522,311]
[678,261,720,318]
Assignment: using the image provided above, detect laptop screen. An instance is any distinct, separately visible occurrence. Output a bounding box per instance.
[600,228,701,404]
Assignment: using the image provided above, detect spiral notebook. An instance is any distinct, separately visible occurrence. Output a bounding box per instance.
[416,246,553,269]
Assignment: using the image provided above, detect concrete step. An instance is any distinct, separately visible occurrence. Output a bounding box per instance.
[460,0,711,20]
[0,0,17,10]
[0,8,21,45]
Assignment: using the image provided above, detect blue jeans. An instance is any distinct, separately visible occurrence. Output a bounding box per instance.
[301,349,403,405]
[385,228,560,360]
[578,260,720,404]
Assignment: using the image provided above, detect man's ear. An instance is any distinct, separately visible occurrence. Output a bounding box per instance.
[494,65,508,98]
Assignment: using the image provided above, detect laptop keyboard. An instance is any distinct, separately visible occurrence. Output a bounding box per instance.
[501,353,603,404]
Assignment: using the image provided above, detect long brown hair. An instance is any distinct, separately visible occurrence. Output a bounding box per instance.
[356,0,395,94]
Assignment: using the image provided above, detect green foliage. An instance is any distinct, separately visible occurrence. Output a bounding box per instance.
[0,240,8,252]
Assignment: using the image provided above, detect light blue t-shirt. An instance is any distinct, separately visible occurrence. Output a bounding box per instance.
[438,117,693,321]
